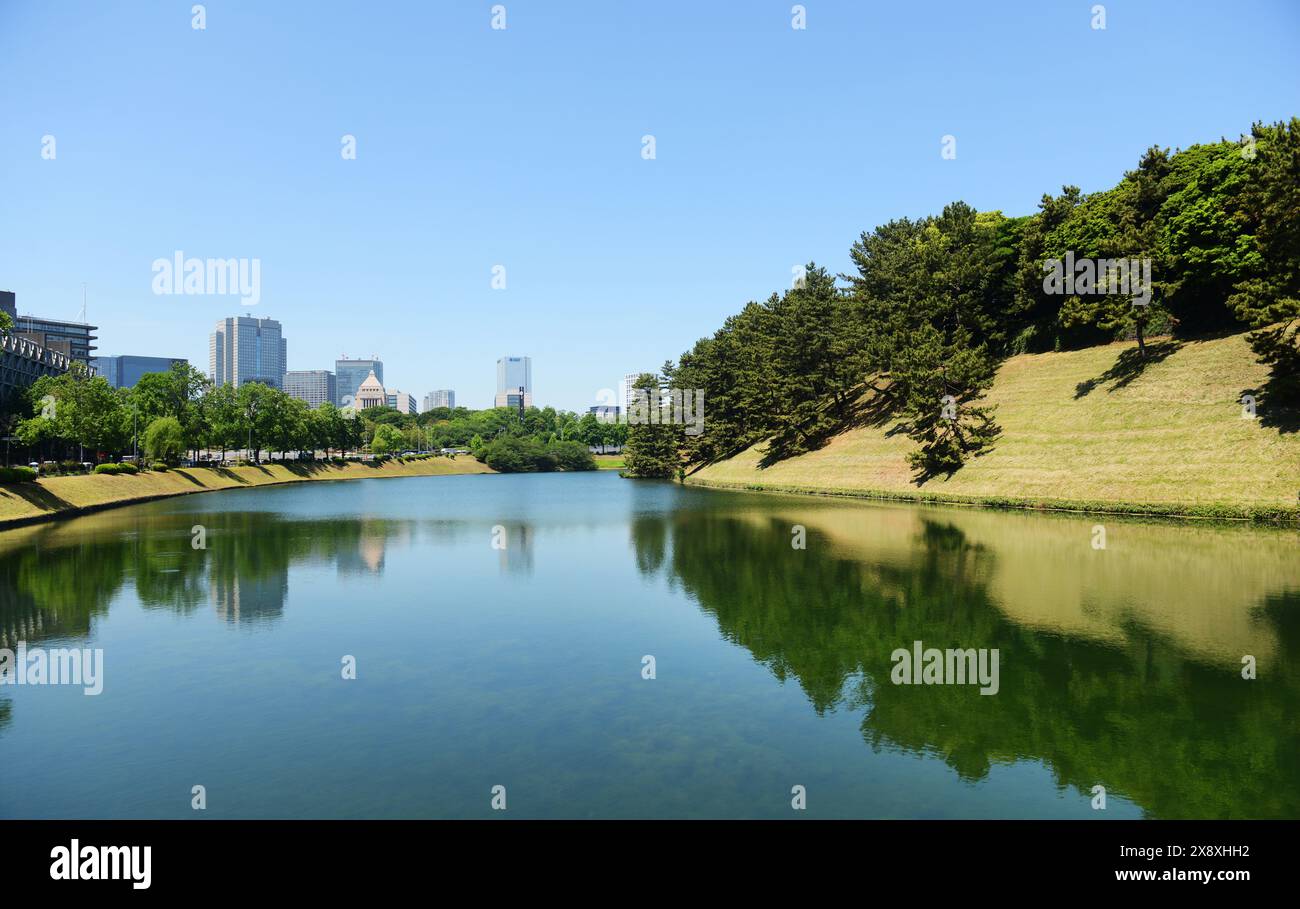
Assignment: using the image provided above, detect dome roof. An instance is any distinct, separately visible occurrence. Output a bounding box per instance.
[357,369,385,395]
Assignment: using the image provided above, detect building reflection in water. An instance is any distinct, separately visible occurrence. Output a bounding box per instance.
[497,521,535,577]
[209,572,288,626]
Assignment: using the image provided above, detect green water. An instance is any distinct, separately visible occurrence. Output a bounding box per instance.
[1,471,1296,818]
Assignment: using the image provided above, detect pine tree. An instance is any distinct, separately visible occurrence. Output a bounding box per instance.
[622,372,681,479]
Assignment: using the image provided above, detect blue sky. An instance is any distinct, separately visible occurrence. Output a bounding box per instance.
[1,0,1297,410]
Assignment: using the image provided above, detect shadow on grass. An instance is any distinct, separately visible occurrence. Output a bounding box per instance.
[1240,326,1300,434]
[757,383,898,469]
[0,482,75,512]
[1075,339,1184,398]
[275,461,357,477]
[202,467,251,484]
[1240,370,1300,434]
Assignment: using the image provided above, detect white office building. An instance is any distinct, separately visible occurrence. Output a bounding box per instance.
[423,389,455,411]
[494,356,532,409]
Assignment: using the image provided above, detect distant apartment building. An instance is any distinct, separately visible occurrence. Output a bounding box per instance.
[14,314,98,364]
[335,357,383,408]
[285,370,337,408]
[423,389,455,411]
[494,356,532,408]
[387,391,417,415]
[0,291,15,323]
[209,316,286,389]
[589,404,620,422]
[93,355,188,389]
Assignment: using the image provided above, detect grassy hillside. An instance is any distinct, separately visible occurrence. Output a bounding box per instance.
[688,331,1300,520]
[0,457,493,529]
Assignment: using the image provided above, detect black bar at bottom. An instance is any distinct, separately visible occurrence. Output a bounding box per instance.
[6,819,1286,894]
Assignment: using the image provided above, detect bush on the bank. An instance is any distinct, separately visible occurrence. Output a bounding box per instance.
[475,435,597,473]
[151,462,169,472]
[0,466,38,483]
[94,462,139,475]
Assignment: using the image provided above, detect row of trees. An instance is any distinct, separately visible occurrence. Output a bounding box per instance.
[624,119,1299,479]
[362,401,614,471]
[10,363,370,465]
[364,404,628,453]
[4,359,611,471]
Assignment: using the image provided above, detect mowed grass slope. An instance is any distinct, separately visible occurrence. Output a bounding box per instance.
[689,332,1300,518]
[0,457,493,528]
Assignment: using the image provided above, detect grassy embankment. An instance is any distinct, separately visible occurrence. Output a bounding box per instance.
[593,455,625,470]
[687,331,1300,522]
[0,457,493,529]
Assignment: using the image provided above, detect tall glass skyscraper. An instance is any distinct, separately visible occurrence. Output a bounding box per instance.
[92,355,187,388]
[209,316,286,389]
[335,358,384,408]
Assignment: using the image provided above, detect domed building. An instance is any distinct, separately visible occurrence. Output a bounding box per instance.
[353,369,387,411]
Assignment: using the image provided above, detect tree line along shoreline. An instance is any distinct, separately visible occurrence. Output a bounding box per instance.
[0,354,633,479]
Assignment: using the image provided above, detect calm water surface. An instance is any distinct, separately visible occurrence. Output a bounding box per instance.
[1,471,1297,818]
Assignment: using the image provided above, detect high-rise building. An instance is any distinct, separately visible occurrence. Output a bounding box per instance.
[354,370,387,410]
[14,314,98,364]
[0,292,91,392]
[423,389,455,411]
[285,370,337,408]
[494,356,532,409]
[92,355,188,389]
[387,391,417,415]
[589,405,620,422]
[335,357,383,408]
[621,372,653,416]
[209,316,286,389]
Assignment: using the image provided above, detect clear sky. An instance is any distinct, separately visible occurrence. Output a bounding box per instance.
[1,0,1297,411]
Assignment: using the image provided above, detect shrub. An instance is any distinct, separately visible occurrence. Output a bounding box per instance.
[0,466,38,483]
[550,440,597,471]
[152,462,169,472]
[118,462,138,474]
[478,435,562,473]
[94,463,119,475]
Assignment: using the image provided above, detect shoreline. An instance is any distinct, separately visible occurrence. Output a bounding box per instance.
[0,457,494,531]
[683,476,1300,525]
